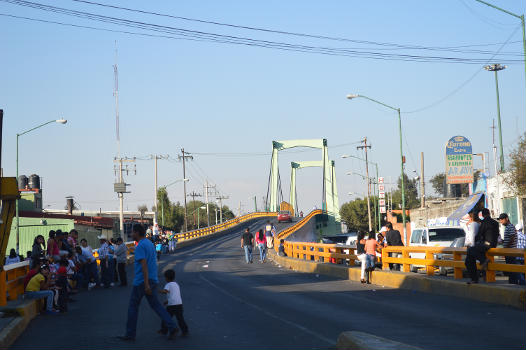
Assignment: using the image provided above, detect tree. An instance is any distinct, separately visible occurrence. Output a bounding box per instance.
[505,133,526,196]
[340,198,369,232]
[391,172,420,209]
[156,187,185,231]
[138,204,147,221]
[430,170,481,197]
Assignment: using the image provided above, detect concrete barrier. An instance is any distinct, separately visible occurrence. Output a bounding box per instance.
[0,299,41,348]
[336,331,422,350]
[270,252,526,310]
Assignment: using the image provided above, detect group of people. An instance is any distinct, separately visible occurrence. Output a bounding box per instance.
[465,209,525,285]
[355,222,404,284]
[240,221,276,264]
[22,229,129,314]
[146,224,178,258]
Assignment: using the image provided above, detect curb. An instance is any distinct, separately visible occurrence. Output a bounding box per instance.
[336,331,422,350]
[270,252,526,310]
[0,299,40,349]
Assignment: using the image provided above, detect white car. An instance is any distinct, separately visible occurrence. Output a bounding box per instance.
[408,226,466,273]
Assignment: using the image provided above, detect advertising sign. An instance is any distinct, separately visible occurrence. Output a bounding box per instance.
[379,191,385,199]
[379,199,386,206]
[445,136,473,184]
[379,184,385,191]
[380,206,387,214]
[378,177,384,184]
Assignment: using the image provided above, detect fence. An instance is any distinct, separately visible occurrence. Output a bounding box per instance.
[279,240,526,283]
[0,260,30,306]
[276,209,323,242]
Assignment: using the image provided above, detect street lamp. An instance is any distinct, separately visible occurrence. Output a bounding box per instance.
[483,64,506,172]
[159,178,189,227]
[346,94,406,238]
[16,119,68,253]
[475,0,526,134]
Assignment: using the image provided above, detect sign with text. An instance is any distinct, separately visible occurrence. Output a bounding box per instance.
[379,184,385,191]
[379,199,386,206]
[445,135,473,184]
[378,177,384,184]
[379,191,385,199]
[380,206,387,214]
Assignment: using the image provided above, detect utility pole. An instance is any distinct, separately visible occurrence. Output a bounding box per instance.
[179,149,193,232]
[203,181,216,227]
[420,152,425,208]
[216,195,228,223]
[186,191,202,226]
[484,64,506,172]
[357,137,372,232]
[113,157,136,240]
[491,119,498,177]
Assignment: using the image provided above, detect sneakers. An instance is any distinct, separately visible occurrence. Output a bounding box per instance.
[45,310,60,315]
[110,283,115,287]
[88,282,96,290]
[168,328,179,340]
[116,335,135,342]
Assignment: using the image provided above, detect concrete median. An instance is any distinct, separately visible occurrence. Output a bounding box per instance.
[270,252,526,310]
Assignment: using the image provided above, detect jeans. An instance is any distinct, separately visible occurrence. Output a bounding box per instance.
[389,252,402,271]
[25,290,54,311]
[161,305,188,334]
[85,261,100,285]
[243,245,253,263]
[505,256,521,284]
[465,244,488,282]
[257,243,266,262]
[365,254,376,269]
[357,254,366,279]
[101,259,115,287]
[126,281,175,338]
[117,262,127,286]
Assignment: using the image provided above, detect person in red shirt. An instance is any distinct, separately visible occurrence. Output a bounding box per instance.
[255,229,267,263]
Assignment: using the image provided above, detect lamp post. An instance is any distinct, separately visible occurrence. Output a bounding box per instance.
[197,206,206,229]
[16,119,67,254]
[159,178,189,227]
[346,94,406,237]
[475,0,526,133]
[484,64,506,172]
[343,155,381,231]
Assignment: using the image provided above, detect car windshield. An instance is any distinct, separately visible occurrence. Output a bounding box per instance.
[410,229,424,244]
[428,228,464,242]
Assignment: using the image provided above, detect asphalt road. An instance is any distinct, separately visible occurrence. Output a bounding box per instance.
[11,218,526,349]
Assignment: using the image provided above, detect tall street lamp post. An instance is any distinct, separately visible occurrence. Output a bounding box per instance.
[16,119,67,254]
[159,178,189,227]
[484,64,506,172]
[346,94,406,237]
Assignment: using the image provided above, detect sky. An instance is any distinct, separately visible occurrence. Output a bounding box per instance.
[1,0,525,216]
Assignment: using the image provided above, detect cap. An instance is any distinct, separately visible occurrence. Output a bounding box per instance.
[379,227,387,233]
[516,223,523,231]
[498,213,508,220]
[97,235,107,240]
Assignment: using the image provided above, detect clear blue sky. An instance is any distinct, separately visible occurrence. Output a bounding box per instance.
[1,0,525,215]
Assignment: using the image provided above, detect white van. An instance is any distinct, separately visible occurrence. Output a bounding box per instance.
[409,226,466,272]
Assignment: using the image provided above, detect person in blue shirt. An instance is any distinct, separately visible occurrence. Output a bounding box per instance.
[117,224,177,342]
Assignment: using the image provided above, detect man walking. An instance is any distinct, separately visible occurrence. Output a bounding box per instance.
[499,213,519,284]
[264,221,274,249]
[384,222,403,271]
[465,208,499,284]
[515,223,525,285]
[241,228,254,264]
[118,224,177,341]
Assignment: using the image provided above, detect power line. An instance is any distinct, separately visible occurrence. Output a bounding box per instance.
[0,0,523,64]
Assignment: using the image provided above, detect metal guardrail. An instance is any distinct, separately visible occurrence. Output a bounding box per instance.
[279,241,526,283]
[275,209,323,243]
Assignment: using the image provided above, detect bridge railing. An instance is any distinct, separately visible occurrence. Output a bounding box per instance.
[382,246,526,282]
[278,241,526,283]
[275,209,323,243]
[175,212,277,243]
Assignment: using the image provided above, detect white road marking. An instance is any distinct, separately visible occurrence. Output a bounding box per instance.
[199,274,335,345]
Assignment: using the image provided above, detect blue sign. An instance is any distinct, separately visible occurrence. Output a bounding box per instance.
[445,136,473,184]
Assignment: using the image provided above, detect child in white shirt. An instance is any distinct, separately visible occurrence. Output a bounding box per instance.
[159,269,189,336]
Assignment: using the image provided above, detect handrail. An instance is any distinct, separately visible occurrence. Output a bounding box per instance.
[278,240,526,283]
[0,261,30,306]
[276,209,323,244]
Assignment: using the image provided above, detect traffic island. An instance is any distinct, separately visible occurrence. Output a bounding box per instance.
[269,252,526,310]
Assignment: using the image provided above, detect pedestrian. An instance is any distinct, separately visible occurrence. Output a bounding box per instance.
[515,223,525,285]
[241,228,254,264]
[356,232,367,284]
[117,224,177,342]
[5,248,20,265]
[264,221,274,249]
[80,239,99,289]
[98,236,112,288]
[364,231,378,284]
[25,264,59,314]
[47,230,60,261]
[159,269,189,337]
[465,208,499,284]
[499,213,519,284]
[255,229,267,263]
[278,239,287,257]
[464,210,481,248]
[115,237,128,287]
[56,259,69,312]
[31,235,46,268]
[67,229,79,248]
[384,222,403,271]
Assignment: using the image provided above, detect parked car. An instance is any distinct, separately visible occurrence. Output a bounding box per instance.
[277,210,292,223]
[322,233,358,247]
[409,226,466,273]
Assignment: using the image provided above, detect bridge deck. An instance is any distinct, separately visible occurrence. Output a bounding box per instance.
[11,218,525,349]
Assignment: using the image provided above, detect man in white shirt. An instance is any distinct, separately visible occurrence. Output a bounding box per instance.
[80,239,99,289]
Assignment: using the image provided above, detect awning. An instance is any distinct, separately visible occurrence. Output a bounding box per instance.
[446,192,485,226]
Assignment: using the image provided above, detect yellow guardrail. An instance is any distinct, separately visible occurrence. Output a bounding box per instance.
[277,240,526,283]
[0,260,30,306]
[275,209,323,244]
[175,212,277,242]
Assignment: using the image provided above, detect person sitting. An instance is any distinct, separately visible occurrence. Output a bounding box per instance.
[25,264,59,315]
[56,260,69,312]
[278,239,287,257]
[5,249,20,265]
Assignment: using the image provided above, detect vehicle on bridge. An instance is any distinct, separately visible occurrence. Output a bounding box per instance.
[322,233,358,247]
[409,226,466,273]
[277,210,292,223]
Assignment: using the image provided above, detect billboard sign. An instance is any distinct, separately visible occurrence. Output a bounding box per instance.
[445,136,473,184]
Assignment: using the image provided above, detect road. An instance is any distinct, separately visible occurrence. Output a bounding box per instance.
[12,218,526,349]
